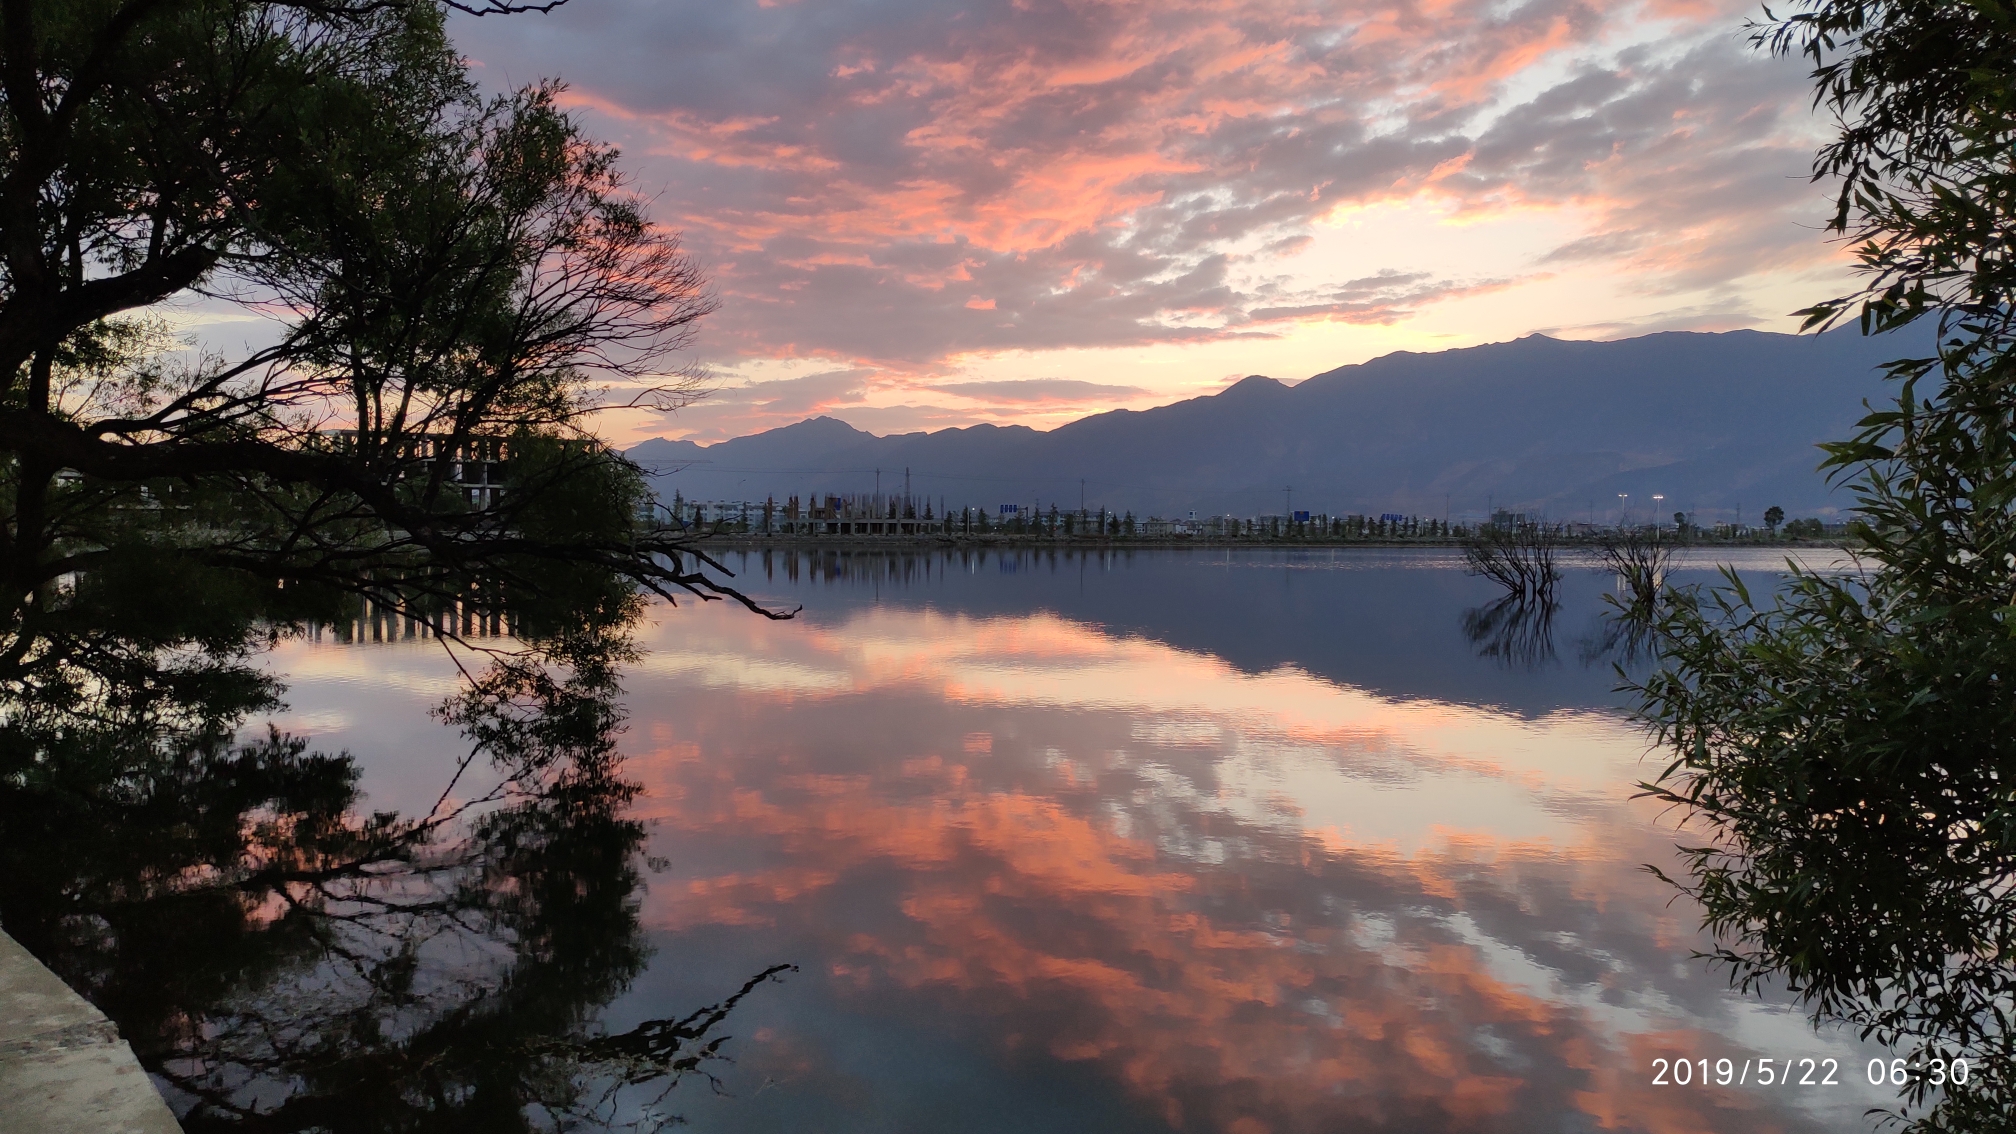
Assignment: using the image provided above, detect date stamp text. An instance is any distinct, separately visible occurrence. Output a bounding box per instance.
[1651,1056,1974,1088]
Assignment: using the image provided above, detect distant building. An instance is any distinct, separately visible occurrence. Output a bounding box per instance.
[320,430,509,509]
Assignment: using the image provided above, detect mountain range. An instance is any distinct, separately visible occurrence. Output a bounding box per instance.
[627,326,1926,524]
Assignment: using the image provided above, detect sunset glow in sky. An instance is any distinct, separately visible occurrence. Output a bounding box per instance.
[444,0,1852,443]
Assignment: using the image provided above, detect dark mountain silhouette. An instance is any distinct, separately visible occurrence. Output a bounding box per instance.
[628,327,1924,524]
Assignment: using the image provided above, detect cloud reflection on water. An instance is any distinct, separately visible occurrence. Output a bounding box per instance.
[613,598,1880,1132]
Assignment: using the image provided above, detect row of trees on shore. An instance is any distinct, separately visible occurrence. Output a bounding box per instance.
[674,504,1847,543]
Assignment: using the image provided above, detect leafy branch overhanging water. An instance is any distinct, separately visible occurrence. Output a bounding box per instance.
[1632,1,2016,1128]
[0,584,795,1133]
[0,4,802,1129]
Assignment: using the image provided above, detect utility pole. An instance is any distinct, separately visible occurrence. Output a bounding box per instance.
[1284,486,1292,516]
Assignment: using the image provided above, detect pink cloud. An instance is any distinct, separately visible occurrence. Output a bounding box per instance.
[453,0,1837,378]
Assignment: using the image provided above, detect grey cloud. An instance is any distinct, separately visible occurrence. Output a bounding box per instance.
[1541,231,1647,264]
[701,369,873,413]
[645,368,877,442]
[1459,39,1827,288]
[923,379,1150,403]
[451,1,1837,367]
[1536,302,1771,338]
[1240,270,1513,326]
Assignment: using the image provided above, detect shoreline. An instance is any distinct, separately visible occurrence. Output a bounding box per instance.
[684,534,1854,552]
[0,929,182,1134]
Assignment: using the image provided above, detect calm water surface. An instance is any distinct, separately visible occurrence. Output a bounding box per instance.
[267,547,1886,1133]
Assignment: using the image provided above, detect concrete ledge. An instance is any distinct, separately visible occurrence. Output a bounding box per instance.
[0,927,182,1134]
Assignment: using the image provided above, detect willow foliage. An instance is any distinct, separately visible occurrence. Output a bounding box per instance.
[1638,1,2016,1128]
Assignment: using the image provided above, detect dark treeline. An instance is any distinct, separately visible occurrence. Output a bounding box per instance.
[0,2,797,1130]
[673,506,1853,547]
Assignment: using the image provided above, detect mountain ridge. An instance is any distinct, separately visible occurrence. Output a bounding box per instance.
[628,327,1922,522]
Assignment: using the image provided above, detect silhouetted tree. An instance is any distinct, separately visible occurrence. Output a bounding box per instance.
[1,556,789,1132]
[1640,0,2016,1127]
[1462,525,1560,602]
[0,1,788,709]
[1597,528,1673,621]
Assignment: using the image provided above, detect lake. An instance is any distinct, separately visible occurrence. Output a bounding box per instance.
[260,546,1887,1133]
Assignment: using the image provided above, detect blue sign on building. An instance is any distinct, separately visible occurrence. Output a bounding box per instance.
[1380,512,1405,523]
[1292,510,1310,523]
[999,503,1020,515]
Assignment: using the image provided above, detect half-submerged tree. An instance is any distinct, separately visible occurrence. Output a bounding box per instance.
[1638,0,2016,1128]
[1461,519,1562,669]
[1597,527,1674,621]
[1461,521,1561,603]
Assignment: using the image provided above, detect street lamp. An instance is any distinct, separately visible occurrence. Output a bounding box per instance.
[1617,493,1628,527]
[1652,494,1664,529]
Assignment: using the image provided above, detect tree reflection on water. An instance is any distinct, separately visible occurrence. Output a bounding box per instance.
[1578,603,1661,668]
[0,601,791,1133]
[1460,595,1559,670]
[1462,569,1672,673]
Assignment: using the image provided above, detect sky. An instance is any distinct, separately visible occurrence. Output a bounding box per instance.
[441,0,1850,445]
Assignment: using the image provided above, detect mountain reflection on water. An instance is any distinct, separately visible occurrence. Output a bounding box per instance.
[250,546,1883,1134]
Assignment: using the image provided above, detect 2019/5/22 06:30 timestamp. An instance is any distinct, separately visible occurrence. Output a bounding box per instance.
[1651,1056,1974,1087]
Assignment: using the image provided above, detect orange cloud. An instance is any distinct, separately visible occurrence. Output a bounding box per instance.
[598,600,1871,1130]
[454,0,1850,446]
